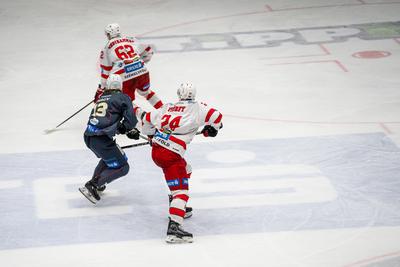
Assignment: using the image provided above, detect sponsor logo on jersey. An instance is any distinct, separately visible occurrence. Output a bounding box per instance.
[167,179,180,187]
[155,131,170,140]
[124,61,143,73]
[154,137,170,148]
[104,158,122,169]
[86,124,99,133]
[124,68,147,79]
[89,118,99,125]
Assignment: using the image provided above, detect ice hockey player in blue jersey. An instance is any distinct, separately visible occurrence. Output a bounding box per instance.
[79,74,140,204]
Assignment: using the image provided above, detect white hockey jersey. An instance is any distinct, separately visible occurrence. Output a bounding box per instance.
[135,101,223,157]
[99,36,153,88]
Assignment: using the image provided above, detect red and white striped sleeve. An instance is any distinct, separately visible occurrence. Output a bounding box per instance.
[199,102,223,129]
[132,103,162,136]
[140,45,154,63]
[136,89,164,109]
[99,47,112,88]
[129,36,154,63]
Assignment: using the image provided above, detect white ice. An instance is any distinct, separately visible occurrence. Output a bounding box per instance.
[1,0,400,266]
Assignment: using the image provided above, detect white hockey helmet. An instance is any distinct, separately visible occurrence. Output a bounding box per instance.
[106,74,123,90]
[177,82,196,100]
[104,23,121,39]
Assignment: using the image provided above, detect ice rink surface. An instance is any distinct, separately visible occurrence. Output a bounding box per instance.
[1,0,400,266]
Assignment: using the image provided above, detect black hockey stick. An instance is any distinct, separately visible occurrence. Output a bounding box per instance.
[121,141,149,149]
[121,131,203,150]
[44,100,94,134]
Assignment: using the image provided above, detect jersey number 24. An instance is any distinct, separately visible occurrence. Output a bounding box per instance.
[161,115,181,131]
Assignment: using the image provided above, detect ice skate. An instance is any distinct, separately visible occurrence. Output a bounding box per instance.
[169,194,193,219]
[97,184,106,192]
[184,206,193,219]
[165,218,193,244]
[79,181,100,204]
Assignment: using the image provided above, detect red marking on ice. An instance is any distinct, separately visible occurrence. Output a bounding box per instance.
[266,59,348,72]
[139,10,270,36]
[223,114,400,126]
[261,44,331,59]
[342,250,400,267]
[265,4,274,12]
[334,60,349,72]
[261,2,400,12]
[138,2,400,36]
[261,44,331,60]
[379,123,393,134]
[318,44,331,55]
[352,50,391,59]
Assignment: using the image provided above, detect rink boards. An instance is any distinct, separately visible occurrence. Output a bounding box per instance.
[1,132,400,250]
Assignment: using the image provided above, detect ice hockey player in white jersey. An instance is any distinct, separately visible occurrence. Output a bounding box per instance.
[134,82,223,243]
[95,23,163,109]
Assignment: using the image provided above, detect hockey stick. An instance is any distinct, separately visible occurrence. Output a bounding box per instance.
[120,133,150,150]
[122,131,203,150]
[44,100,94,134]
[121,141,149,149]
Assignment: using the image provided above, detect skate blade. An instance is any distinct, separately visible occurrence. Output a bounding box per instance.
[184,211,193,219]
[79,187,98,204]
[165,235,193,244]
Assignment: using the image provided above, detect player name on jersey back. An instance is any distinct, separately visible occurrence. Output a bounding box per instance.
[107,38,135,49]
[168,106,186,112]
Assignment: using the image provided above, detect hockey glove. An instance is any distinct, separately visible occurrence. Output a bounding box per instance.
[201,125,218,137]
[147,135,154,146]
[127,128,140,140]
[117,122,127,135]
[94,85,104,103]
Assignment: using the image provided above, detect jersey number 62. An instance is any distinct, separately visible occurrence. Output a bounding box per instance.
[115,45,136,60]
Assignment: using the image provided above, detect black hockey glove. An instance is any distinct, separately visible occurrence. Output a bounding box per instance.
[117,122,127,134]
[127,128,140,140]
[201,125,218,137]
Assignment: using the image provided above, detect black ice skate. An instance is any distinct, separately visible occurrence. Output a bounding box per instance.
[79,181,101,204]
[97,184,106,192]
[184,207,193,219]
[166,218,193,244]
[169,194,193,219]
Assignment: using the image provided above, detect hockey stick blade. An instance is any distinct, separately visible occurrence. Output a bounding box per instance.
[43,128,59,135]
[44,100,94,135]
